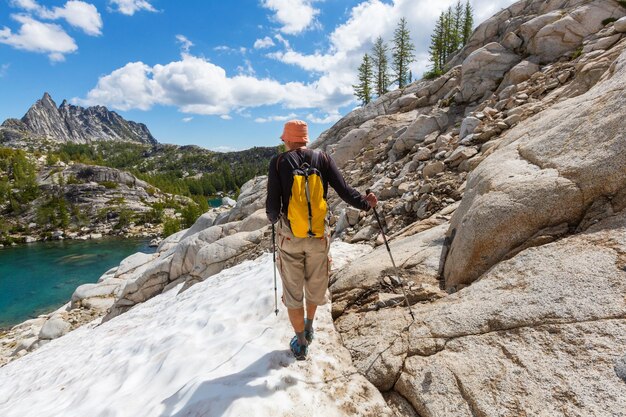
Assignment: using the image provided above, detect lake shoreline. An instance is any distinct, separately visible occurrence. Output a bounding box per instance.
[0,225,162,249]
[0,237,156,331]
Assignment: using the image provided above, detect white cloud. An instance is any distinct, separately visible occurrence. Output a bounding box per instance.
[266,0,518,112]
[0,63,10,77]
[10,0,39,11]
[306,112,342,124]
[254,113,298,123]
[48,52,66,62]
[8,0,102,36]
[75,61,159,110]
[254,36,275,49]
[182,117,193,122]
[108,0,156,15]
[77,0,518,120]
[76,54,340,115]
[261,0,319,35]
[237,59,256,76]
[45,1,103,36]
[214,45,247,55]
[274,34,290,49]
[220,115,232,120]
[0,14,78,62]
[176,34,193,53]
[267,49,343,73]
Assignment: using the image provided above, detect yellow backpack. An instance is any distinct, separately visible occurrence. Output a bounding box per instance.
[287,151,327,238]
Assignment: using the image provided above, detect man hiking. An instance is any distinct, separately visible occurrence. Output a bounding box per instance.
[266,119,377,360]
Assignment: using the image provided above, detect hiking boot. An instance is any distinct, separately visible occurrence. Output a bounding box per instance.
[290,335,308,360]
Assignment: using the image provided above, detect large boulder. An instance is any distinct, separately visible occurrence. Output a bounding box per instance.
[334,209,626,416]
[180,210,220,239]
[394,212,626,416]
[312,89,405,153]
[213,176,268,225]
[460,42,521,103]
[498,60,540,90]
[189,229,264,279]
[527,1,625,62]
[38,316,71,340]
[443,45,626,289]
[392,111,448,154]
[70,279,123,309]
[518,11,563,46]
[616,16,626,33]
[331,223,447,319]
[114,252,157,278]
[329,112,419,167]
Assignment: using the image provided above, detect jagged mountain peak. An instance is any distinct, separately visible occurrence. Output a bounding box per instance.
[9,93,157,146]
[37,92,58,110]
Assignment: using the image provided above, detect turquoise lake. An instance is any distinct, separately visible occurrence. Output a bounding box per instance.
[0,238,155,330]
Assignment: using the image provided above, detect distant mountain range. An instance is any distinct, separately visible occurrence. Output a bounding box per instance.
[0,93,156,146]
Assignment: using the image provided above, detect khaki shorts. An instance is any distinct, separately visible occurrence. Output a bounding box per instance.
[276,217,330,309]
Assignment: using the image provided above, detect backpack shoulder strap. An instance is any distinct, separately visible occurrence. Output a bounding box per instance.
[275,152,286,171]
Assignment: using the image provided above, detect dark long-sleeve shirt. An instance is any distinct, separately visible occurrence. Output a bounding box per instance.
[266,148,369,224]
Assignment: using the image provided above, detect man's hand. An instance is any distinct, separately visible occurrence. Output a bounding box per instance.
[365,192,378,208]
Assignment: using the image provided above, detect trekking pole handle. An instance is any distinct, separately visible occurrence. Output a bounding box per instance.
[366,189,375,211]
[366,188,382,222]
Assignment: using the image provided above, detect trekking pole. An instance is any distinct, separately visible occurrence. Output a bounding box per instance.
[367,189,415,322]
[272,224,279,316]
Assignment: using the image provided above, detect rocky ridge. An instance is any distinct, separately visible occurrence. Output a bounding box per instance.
[2,1,626,415]
[0,93,156,147]
[319,1,626,415]
[0,159,195,245]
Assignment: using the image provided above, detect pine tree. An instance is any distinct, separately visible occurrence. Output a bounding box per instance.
[443,7,454,59]
[392,17,415,88]
[453,1,464,52]
[462,0,474,45]
[371,36,390,96]
[427,1,474,78]
[427,13,446,77]
[353,53,373,105]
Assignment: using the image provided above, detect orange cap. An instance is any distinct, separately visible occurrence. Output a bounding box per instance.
[280,120,309,143]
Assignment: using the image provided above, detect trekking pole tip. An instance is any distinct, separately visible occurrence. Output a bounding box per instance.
[274,309,279,316]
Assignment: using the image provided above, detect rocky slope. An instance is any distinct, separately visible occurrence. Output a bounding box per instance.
[0,93,156,147]
[2,0,626,415]
[322,1,626,415]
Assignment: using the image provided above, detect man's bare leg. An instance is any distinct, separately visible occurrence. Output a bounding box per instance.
[306,302,317,321]
[287,307,307,345]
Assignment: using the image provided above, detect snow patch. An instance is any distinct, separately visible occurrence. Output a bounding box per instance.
[0,242,383,417]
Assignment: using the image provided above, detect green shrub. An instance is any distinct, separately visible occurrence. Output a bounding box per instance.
[181,202,205,228]
[100,181,118,189]
[66,174,80,185]
[618,0,626,9]
[36,196,69,230]
[46,153,60,166]
[139,204,163,224]
[571,46,583,60]
[162,217,181,237]
[114,207,133,230]
[71,204,88,226]
[423,69,444,80]
[602,17,617,26]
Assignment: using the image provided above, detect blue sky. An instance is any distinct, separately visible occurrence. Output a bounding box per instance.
[0,0,516,151]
